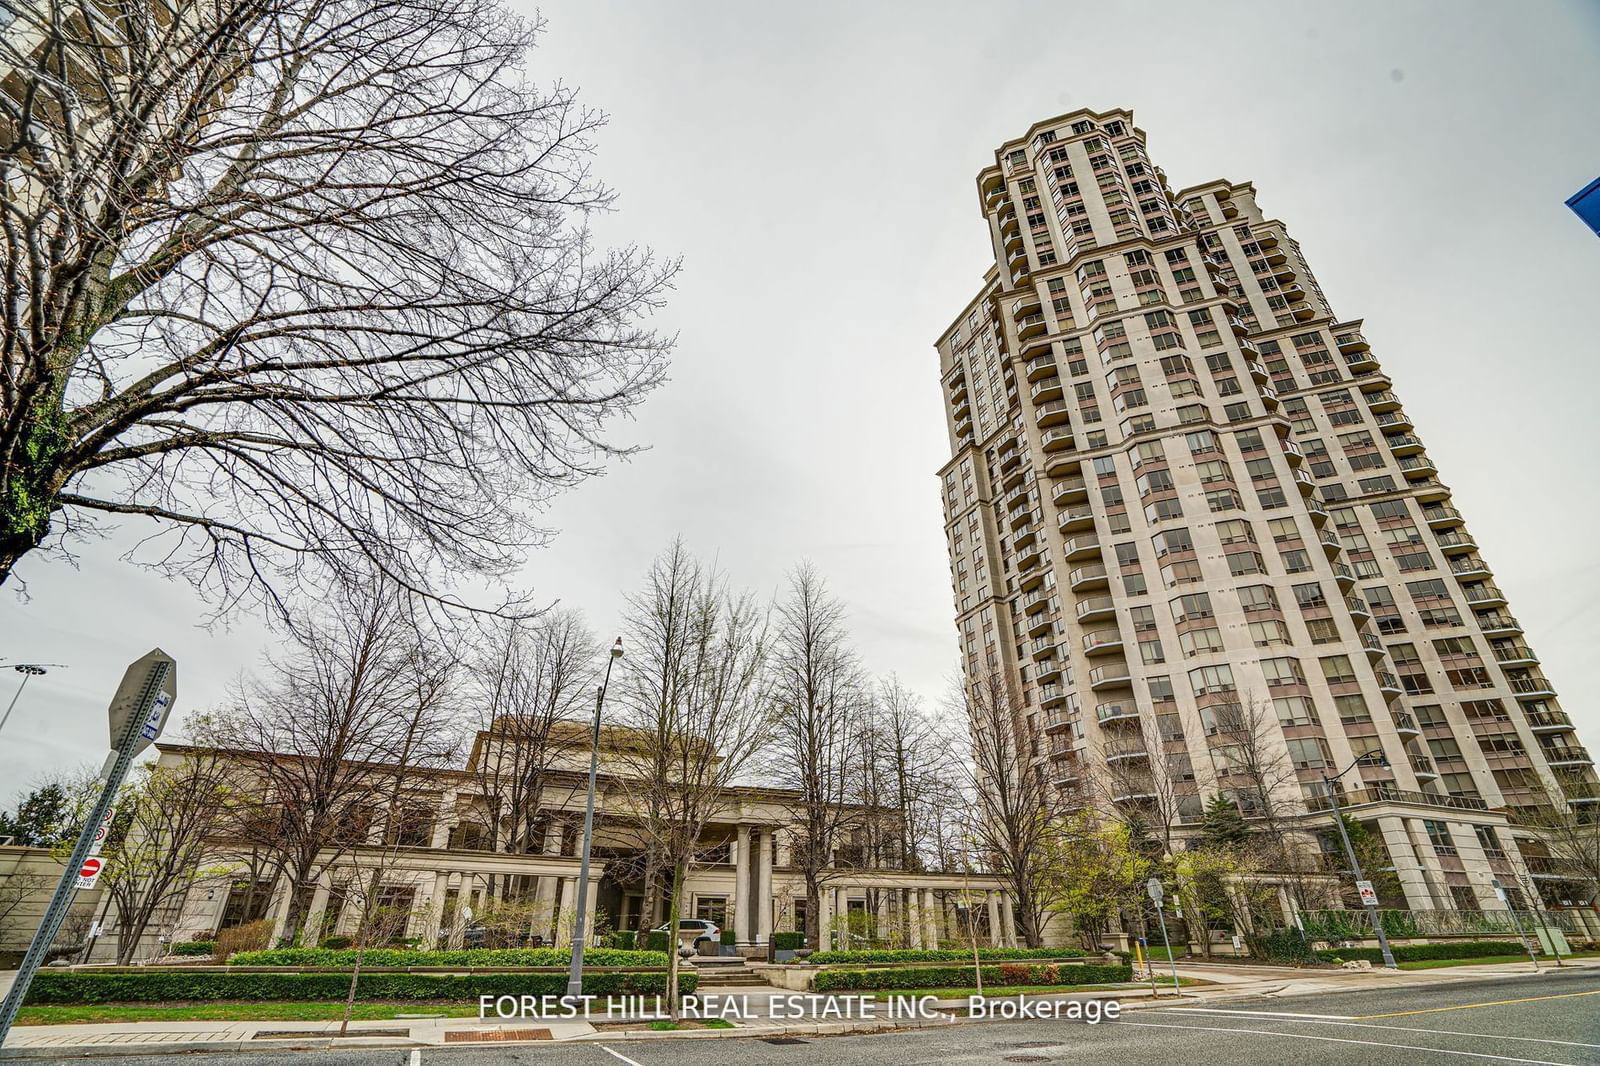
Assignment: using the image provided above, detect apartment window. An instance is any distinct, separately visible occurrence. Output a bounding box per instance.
[1422,821,1455,854]
[1261,657,1306,686]
[1179,627,1225,657]
[1248,619,1291,647]
[1148,675,1176,703]
[1237,584,1278,612]
[1319,655,1357,685]
[1188,664,1236,696]
[1334,693,1370,723]
[1292,582,1326,609]
[1273,696,1314,726]
[1170,592,1214,623]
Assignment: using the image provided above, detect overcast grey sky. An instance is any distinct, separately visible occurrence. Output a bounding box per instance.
[3,0,1599,804]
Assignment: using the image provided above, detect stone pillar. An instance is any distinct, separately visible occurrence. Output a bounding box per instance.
[1000,892,1017,948]
[424,872,450,947]
[985,890,1001,947]
[556,876,578,946]
[922,889,939,948]
[732,825,750,943]
[1406,819,1453,909]
[581,874,599,949]
[303,872,333,945]
[817,885,833,951]
[756,829,774,944]
[430,789,457,849]
[906,888,923,949]
[545,821,565,856]
[834,885,849,950]
[1376,816,1437,911]
[1448,820,1504,912]
[873,886,892,945]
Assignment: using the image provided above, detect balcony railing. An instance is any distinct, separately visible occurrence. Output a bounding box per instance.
[1305,784,1488,813]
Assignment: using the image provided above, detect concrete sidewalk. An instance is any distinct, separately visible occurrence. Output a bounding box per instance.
[2,958,1595,1058]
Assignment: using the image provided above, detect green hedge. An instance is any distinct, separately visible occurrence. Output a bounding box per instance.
[24,970,695,1005]
[812,962,1131,992]
[645,931,671,953]
[1316,940,1528,964]
[771,932,804,952]
[170,941,217,957]
[809,947,1087,965]
[229,947,667,968]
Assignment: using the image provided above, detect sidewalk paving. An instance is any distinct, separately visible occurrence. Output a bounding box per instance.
[1,958,1595,1058]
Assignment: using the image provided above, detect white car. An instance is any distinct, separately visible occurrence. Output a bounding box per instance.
[654,917,720,952]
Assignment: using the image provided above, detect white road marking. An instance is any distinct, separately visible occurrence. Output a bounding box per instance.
[1119,1020,1579,1066]
[599,1045,647,1066]
[1150,1008,1600,1049]
[408,1051,421,1066]
[1161,1007,1355,1020]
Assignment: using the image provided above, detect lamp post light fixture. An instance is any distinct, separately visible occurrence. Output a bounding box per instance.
[1320,750,1397,969]
[566,638,623,1001]
[0,664,61,737]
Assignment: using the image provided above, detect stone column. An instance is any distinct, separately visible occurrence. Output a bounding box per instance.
[906,888,923,949]
[1000,892,1017,948]
[756,829,774,944]
[834,885,849,950]
[873,886,892,945]
[985,890,1001,948]
[732,825,750,944]
[1405,819,1453,909]
[922,889,939,948]
[556,876,578,946]
[581,874,599,949]
[545,820,565,856]
[303,872,333,945]
[1448,819,1504,912]
[430,789,457,849]
[1376,815,1437,911]
[424,872,450,947]
[816,885,833,951]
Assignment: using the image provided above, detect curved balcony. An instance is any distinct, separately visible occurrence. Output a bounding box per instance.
[1082,628,1124,655]
[1545,746,1594,768]
[1343,348,1379,371]
[1360,632,1386,658]
[1004,229,1024,255]
[1413,479,1453,502]
[1025,610,1054,638]
[1012,298,1043,322]
[1465,584,1507,608]
[1035,658,1064,685]
[1424,505,1465,528]
[1021,587,1051,615]
[1034,399,1071,428]
[1088,663,1134,691]
[1387,434,1425,456]
[1479,615,1522,636]
[1332,563,1357,589]
[1016,543,1045,572]
[1038,685,1068,710]
[1039,427,1074,453]
[1450,558,1492,581]
[1376,670,1403,695]
[1435,530,1476,554]
[1018,566,1048,593]
[1399,454,1438,479]
[1376,409,1414,433]
[1491,644,1538,667]
[1095,701,1140,725]
[1509,676,1556,699]
[1110,787,1158,804]
[1364,389,1402,412]
[1336,330,1369,353]
[1062,534,1102,561]
[1007,506,1034,532]
[1290,302,1316,321]
[1026,354,1058,382]
[1227,315,1251,337]
[1393,711,1421,738]
[1104,739,1150,763]
[1031,377,1064,404]
[1346,595,1372,620]
[1410,756,1440,781]
[1029,637,1059,662]
[1053,477,1089,506]
[1011,522,1039,551]
[1075,595,1116,622]
[1526,709,1573,733]
[1057,505,1095,533]
[1017,314,1048,342]
[1000,213,1021,238]
[1068,563,1109,591]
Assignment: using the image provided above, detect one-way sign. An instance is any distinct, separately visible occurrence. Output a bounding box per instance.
[106,649,177,757]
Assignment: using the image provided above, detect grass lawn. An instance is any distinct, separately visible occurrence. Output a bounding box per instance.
[1395,951,1600,971]
[645,1019,735,1031]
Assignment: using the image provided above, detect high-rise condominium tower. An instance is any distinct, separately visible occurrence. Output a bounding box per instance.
[936,107,1595,920]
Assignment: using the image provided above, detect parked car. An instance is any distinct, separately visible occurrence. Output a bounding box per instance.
[653,917,720,952]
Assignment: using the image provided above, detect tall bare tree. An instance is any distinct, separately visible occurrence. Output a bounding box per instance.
[0,0,675,611]
[202,578,459,946]
[462,609,597,897]
[100,751,235,963]
[957,668,1067,947]
[766,563,868,950]
[608,541,773,1019]
[869,676,951,873]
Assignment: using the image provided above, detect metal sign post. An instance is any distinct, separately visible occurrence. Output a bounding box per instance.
[0,650,176,1047]
[1147,877,1181,994]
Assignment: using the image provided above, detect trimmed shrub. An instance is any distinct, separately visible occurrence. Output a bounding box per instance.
[228,946,667,968]
[720,929,737,947]
[170,941,216,958]
[1255,928,1316,965]
[811,962,1131,992]
[215,920,273,961]
[808,947,1086,965]
[1314,940,1530,965]
[771,932,804,952]
[644,931,672,954]
[23,970,696,1005]
[607,931,637,951]
[319,935,354,950]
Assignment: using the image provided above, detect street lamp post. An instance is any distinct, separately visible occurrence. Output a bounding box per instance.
[566,638,623,1001]
[0,665,56,737]
[1321,752,1397,969]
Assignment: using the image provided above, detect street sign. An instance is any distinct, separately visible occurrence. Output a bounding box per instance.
[1356,879,1378,907]
[1146,877,1164,906]
[106,649,177,756]
[75,857,104,890]
[0,650,177,1048]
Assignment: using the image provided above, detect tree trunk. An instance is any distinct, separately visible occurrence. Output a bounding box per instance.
[803,874,820,951]
[666,861,686,1021]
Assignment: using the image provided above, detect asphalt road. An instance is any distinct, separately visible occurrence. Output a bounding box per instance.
[9,969,1600,1065]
